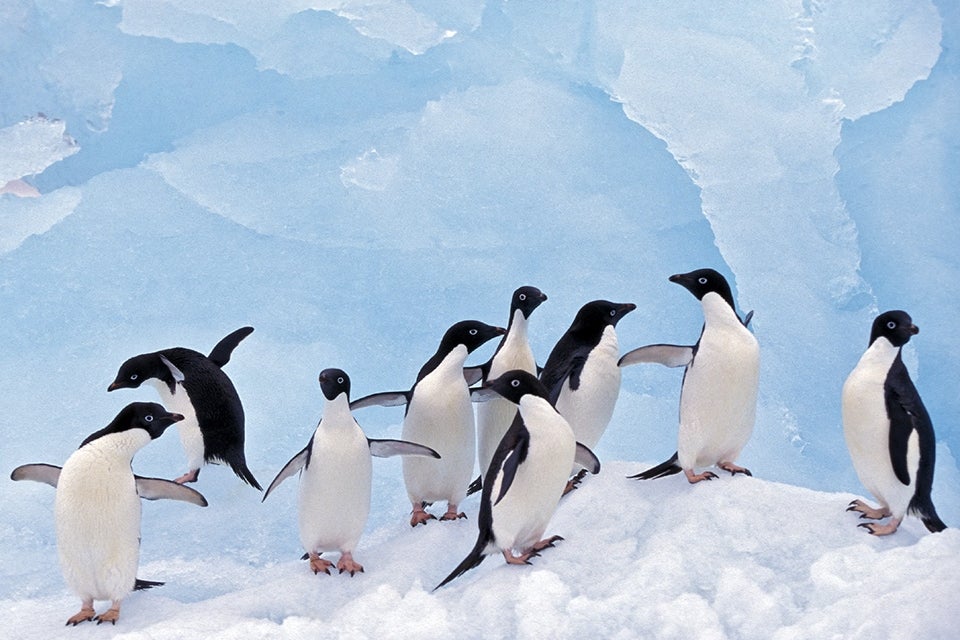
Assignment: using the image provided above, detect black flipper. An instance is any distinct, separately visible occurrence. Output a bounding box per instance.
[208,327,254,368]
[628,452,682,480]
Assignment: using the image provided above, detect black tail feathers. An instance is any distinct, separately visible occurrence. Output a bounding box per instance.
[134,579,164,591]
[233,460,263,491]
[434,538,489,591]
[910,496,947,533]
[466,475,482,497]
[628,452,682,480]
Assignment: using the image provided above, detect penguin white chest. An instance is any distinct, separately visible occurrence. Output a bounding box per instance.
[842,340,918,514]
[298,421,372,554]
[149,379,204,470]
[555,325,621,450]
[54,435,146,602]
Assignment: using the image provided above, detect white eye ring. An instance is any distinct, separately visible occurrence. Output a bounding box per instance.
[510,379,520,387]
[887,321,897,330]
[609,310,616,316]
[337,377,345,384]
[469,328,478,335]
[144,415,154,422]
[519,293,527,301]
[698,277,708,284]
[130,374,138,380]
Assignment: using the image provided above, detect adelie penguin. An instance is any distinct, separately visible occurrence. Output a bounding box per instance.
[108,327,261,490]
[620,269,759,483]
[350,320,506,526]
[539,299,635,489]
[841,310,947,536]
[464,286,548,495]
[435,370,600,590]
[11,402,208,626]
[262,368,440,576]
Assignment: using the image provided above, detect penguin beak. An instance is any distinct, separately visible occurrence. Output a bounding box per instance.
[910,324,920,335]
[168,413,185,423]
[107,381,120,392]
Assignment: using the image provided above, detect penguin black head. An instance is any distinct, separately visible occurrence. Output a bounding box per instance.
[81,402,185,447]
[484,370,549,405]
[318,368,351,401]
[571,300,636,332]
[108,353,169,392]
[511,286,548,319]
[669,268,736,309]
[870,310,919,348]
[441,320,508,354]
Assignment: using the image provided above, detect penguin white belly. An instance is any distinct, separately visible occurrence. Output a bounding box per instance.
[677,325,759,470]
[149,380,204,470]
[477,338,536,476]
[842,347,918,517]
[491,405,575,552]
[402,374,475,505]
[298,426,372,554]
[555,327,621,450]
[55,446,141,602]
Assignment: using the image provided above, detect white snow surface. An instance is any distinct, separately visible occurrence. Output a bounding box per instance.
[1,0,958,637]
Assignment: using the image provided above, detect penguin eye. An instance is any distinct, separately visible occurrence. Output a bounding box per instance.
[130,374,138,381]
[698,277,708,285]
[144,414,154,423]
[469,329,478,336]
[510,379,520,387]
[337,377,345,384]
[519,293,527,301]
[887,321,897,330]
[609,310,616,317]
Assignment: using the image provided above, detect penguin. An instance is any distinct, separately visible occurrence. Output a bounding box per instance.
[107,327,261,490]
[841,310,946,535]
[464,286,548,495]
[620,268,759,483]
[435,370,600,589]
[538,299,635,487]
[350,320,506,526]
[262,368,440,575]
[11,402,207,626]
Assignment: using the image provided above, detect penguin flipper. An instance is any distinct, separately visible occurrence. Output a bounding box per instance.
[619,344,694,368]
[574,443,601,474]
[349,391,411,410]
[208,326,254,368]
[368,438,440,459]
[493,429,530,506]
[262,447,309,502]
[628,452,682,480]
[159,354,185,383]
[135,476,209,507]
[463,364,486,386]
[10,463,62,487]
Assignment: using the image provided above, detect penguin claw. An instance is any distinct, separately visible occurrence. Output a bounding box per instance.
[439,511,467,521]
[65,608,96,626]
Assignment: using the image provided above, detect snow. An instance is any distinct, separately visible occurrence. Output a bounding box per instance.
[1,0,958,637]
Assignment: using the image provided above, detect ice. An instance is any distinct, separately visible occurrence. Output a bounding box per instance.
[1,0,958,637]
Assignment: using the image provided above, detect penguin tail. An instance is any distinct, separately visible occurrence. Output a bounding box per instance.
[627,452,682,480]
[466,475,482,496]
[134,579,164,591]
[909,496,947,533]
[434,536,490,591]
[227,457,263,491]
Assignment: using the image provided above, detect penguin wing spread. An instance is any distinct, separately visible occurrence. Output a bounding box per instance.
[367,438,441,459]
[574,443,601,474]
[135,476,209,506]
[262,447,310,502]
[349,391,411,410]
[618,344,694,368]
[884,361,934,487]
[207,326,254,368]
[10,463,62,487]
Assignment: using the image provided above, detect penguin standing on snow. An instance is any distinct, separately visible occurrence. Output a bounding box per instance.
[11,403,208,626]
[842,310,946,535]
[465,286,548,493]
[108,327,261,490]
[262,368,440,575]
[350,320,505,526]
[539,299,635,487]
[621,269,759,483]
[435,370,600,589]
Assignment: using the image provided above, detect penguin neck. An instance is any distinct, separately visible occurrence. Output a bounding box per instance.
[503,309,530,347]
[321,393,354,428]
[418,343,469,382]
[858,336,901,373]
[81,428,152,459]
[701,291,741,327]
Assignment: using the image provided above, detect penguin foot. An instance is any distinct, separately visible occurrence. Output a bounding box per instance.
[858,517,902,536]
[718,462,752,477]
[439,508,467,522]
[531,535,564,552]
[173,468,200,484]
[337,553,364,577]
[684,469,718,483]
[65,606,96,626]
[95,606,120,626]
[847,499,891,520]
[562,469,589,495]
[410,505,437,527]
[308,553,334,575]
[502,549,535,565]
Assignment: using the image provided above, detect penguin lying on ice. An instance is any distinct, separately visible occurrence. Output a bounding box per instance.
[11,402,207,626]
[842,310,946,535]
[262,368,439,575]
[108,327,261,490]
[435,370,599,589]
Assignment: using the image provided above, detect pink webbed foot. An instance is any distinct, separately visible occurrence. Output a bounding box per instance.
[65,606,96,626]
[684,468,718,483]
[858,517,903,536]
[173,468,200,484]
[531,535,564,553]
[718,461,752,477]
[95,606,120,626]
[562,469,589,495]
[308,552,334,575]
[439,504,467,522]
[410,503,437,527]
[502,549,535,565]
[847,499,891,520]
[337,552,364,576]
